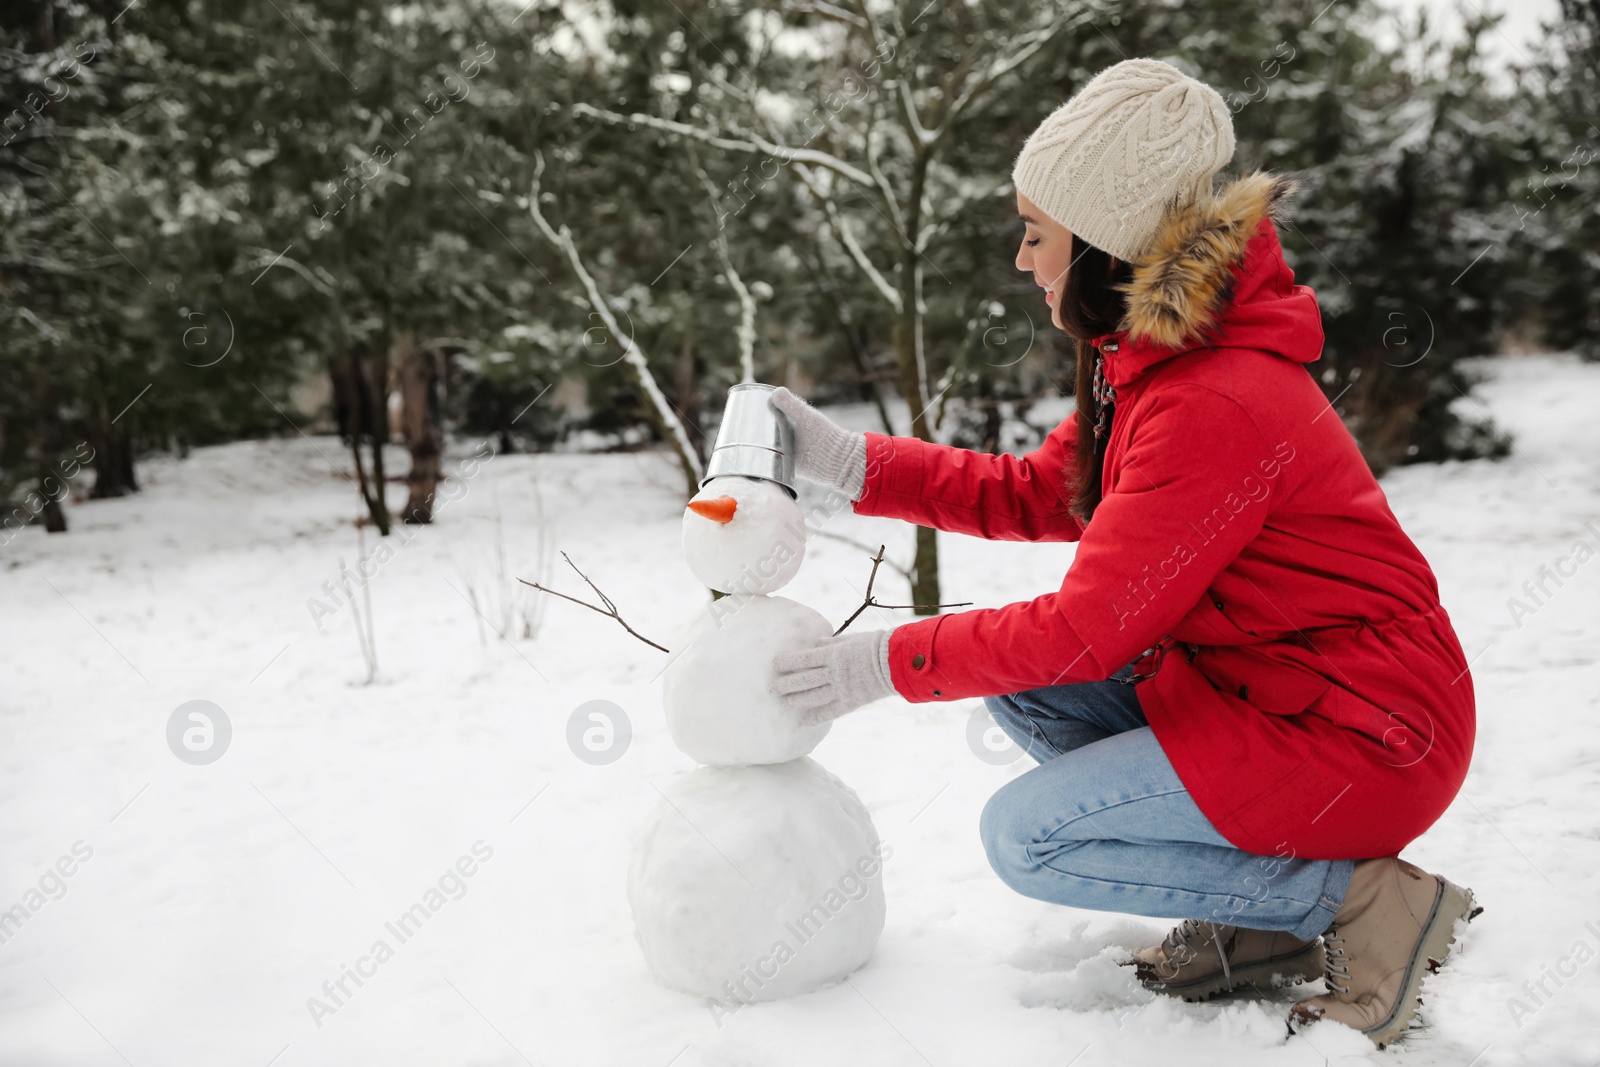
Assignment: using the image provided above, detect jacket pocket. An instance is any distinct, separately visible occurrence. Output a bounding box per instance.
[1210,594,1262,639]
[1195,645,1333,716]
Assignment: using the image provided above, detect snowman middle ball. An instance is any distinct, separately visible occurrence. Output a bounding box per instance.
[682,477,806,595]
[664,594,833,766]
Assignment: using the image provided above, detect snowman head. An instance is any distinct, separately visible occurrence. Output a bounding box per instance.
[682,476,806,595]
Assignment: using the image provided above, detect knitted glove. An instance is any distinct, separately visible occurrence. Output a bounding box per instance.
[771,630,896,727]
[769,387,867,501]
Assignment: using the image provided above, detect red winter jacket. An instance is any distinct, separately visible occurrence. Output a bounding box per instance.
[857,173,1474,861]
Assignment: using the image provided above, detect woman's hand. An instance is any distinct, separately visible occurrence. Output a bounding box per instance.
[771,629,896,727]
[769,387,868,501]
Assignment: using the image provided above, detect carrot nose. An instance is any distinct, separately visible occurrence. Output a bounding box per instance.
[687,496,738,524]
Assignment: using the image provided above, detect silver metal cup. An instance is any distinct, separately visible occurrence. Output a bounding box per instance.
[701,382,797,497]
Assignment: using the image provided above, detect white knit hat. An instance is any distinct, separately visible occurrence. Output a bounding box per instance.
[1012,58,1235,262]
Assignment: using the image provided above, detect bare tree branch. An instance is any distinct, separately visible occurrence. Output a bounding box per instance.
[931,23,1074,147]
[528,152,704,486]
[695,166,760,383]
[781,0,867,28]
[735,99,905,311]
[568,102,878,187]
[864,95,905,232]
[241,247,338,298]
[701,66,756,107]
[789,163,904,310]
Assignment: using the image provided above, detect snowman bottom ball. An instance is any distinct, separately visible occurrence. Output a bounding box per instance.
[663,594,832,766]
[627,758,888,1004]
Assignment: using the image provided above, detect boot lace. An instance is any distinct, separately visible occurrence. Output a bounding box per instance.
[1161,919,1234,988]
[1322,923,1352,995]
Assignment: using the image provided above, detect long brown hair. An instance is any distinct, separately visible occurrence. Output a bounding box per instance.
[1055,234,1133,524]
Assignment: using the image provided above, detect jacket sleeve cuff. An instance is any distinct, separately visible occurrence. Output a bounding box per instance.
[885,614,956,702]
[854,432,917,517]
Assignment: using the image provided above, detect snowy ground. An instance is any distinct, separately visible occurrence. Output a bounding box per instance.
[1,354,1597,1067]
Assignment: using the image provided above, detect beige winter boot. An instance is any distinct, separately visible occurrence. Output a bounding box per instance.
[1128,919,1325,1001]
[1288,857,1481,1047]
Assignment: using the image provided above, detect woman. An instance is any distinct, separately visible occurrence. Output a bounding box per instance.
[768,58,1479,1047]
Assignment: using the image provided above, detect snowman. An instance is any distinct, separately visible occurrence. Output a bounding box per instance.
[627,387,887,1008]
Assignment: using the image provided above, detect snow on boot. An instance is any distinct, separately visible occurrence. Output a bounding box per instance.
[1128,919,1324,1001]
[1287,857,1480,1047]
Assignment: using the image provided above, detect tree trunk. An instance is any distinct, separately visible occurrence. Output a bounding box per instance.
[344,343,393,535]
[675,322,705,464]
[896,158,941,614]
[37,444,68,533]
[41,495,67,533]
[329,355,359,443]
[397,337,443,524]
[33,410,70,532]
[87,419,137,499]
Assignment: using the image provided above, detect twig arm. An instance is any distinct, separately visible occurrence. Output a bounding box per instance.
[517,557,670,653]
[518,579,610,618]
[832,602,872,637]
[862,545,886,600]
[564,551,620,616]
[832,545,973,634]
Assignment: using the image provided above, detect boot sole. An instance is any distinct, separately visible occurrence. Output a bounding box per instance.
[1143,941,1326,1002]
[1361,877,1479,1048]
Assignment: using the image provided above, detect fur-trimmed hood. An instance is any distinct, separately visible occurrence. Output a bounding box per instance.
[1093,171,1322,388]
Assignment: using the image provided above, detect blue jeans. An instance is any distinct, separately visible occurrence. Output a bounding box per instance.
[978,663,1353,942]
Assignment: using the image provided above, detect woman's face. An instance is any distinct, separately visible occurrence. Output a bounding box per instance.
[1015,191,1074,332]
